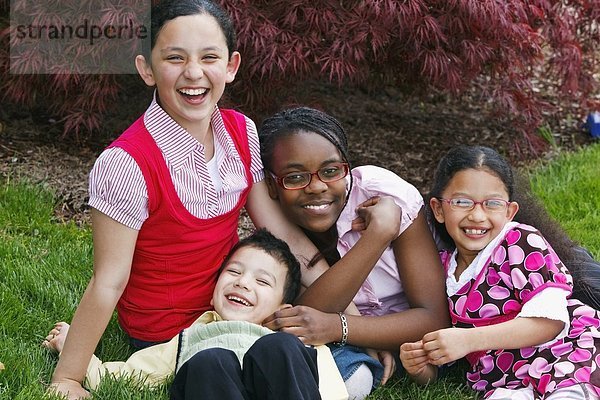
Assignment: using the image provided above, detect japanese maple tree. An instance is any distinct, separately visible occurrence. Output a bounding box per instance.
[1,0,598,151]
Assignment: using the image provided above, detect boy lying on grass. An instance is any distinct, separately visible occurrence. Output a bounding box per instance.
[44,228,347,400]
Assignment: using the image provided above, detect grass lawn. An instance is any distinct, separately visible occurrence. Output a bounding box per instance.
[528,143,600,260]
[0,142,598,399]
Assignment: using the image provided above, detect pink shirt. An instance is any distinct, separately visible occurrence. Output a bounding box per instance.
[336,165,424,316]
[89,98,264,229]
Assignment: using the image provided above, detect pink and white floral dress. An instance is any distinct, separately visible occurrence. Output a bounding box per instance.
[442,222,600,399]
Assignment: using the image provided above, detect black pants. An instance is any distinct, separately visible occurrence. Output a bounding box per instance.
[170,332,322,400]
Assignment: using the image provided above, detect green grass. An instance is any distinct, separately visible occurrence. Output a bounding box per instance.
[528,143,600,260]
[1,143,598,399]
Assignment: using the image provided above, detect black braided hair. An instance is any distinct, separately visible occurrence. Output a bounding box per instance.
[259,107,349,169]
[258,106,354,267]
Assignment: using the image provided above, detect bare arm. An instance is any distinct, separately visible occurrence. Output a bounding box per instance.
[245,180,330,287]
[346,225,450,350]
[328,209,450,349]
[50,209,137,398]
[386,209,450,338]
[265,210,450,350]
[265,305,446,351]
[296,197,401,311]
[423,317,564,365]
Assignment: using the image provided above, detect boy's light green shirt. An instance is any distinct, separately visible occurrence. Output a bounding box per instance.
[81,311,348,400]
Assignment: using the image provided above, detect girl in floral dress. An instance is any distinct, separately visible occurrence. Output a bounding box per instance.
[400,145,600,399]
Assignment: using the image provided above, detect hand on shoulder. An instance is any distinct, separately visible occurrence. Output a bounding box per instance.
[353,196,401,242]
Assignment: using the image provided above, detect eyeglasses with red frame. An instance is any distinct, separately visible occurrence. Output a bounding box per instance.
[269,163,349,190]
[438,197,510,212]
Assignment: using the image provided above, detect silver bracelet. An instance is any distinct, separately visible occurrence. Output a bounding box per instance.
[334,312,348,346]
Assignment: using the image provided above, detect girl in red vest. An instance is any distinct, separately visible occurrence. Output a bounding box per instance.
[47,1,395,398]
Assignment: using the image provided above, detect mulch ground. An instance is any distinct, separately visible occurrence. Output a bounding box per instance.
[0,80,596,229]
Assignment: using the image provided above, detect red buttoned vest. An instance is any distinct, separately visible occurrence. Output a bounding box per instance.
[109,110,251,341]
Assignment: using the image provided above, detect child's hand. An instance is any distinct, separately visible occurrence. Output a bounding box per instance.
[366,348,396,385]
[352,196,401,242]
[399,341,430,376]
[422,327,471,365]
[48,379,90,399]
[263,305,340,345]
[400,341,438,385]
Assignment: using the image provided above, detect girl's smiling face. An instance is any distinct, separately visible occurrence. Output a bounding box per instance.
[266,132,348,233]
[135,13,240,136]
[430,168,519,267]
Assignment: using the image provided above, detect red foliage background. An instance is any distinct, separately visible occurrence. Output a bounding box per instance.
[1,0,599,152]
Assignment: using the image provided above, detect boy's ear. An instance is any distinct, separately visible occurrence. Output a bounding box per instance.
[135,55,156,87]
[507,201,519,221]
[429,197,445,223]
[265,175,279,200]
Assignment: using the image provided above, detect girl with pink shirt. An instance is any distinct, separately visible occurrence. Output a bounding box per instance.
[400,145,600,399]
[259,106,450,399]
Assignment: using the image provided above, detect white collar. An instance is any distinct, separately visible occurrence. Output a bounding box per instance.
[446,221,519,296]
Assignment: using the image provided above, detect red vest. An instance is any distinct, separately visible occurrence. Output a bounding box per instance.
[109,110,252,341]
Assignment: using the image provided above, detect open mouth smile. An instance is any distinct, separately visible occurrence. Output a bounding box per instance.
[177,88,209,103]
[227,295,252,307]
[463,228,488,235]
[303,203,331,211]
[178,88,207,96]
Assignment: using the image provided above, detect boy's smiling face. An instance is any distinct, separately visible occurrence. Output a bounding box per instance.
[211,246,288,324]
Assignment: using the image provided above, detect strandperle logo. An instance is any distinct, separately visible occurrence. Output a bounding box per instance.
[9,0,150,74]
[14,18,148,46]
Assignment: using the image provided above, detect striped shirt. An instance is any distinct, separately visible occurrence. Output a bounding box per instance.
[88,99,264,230]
